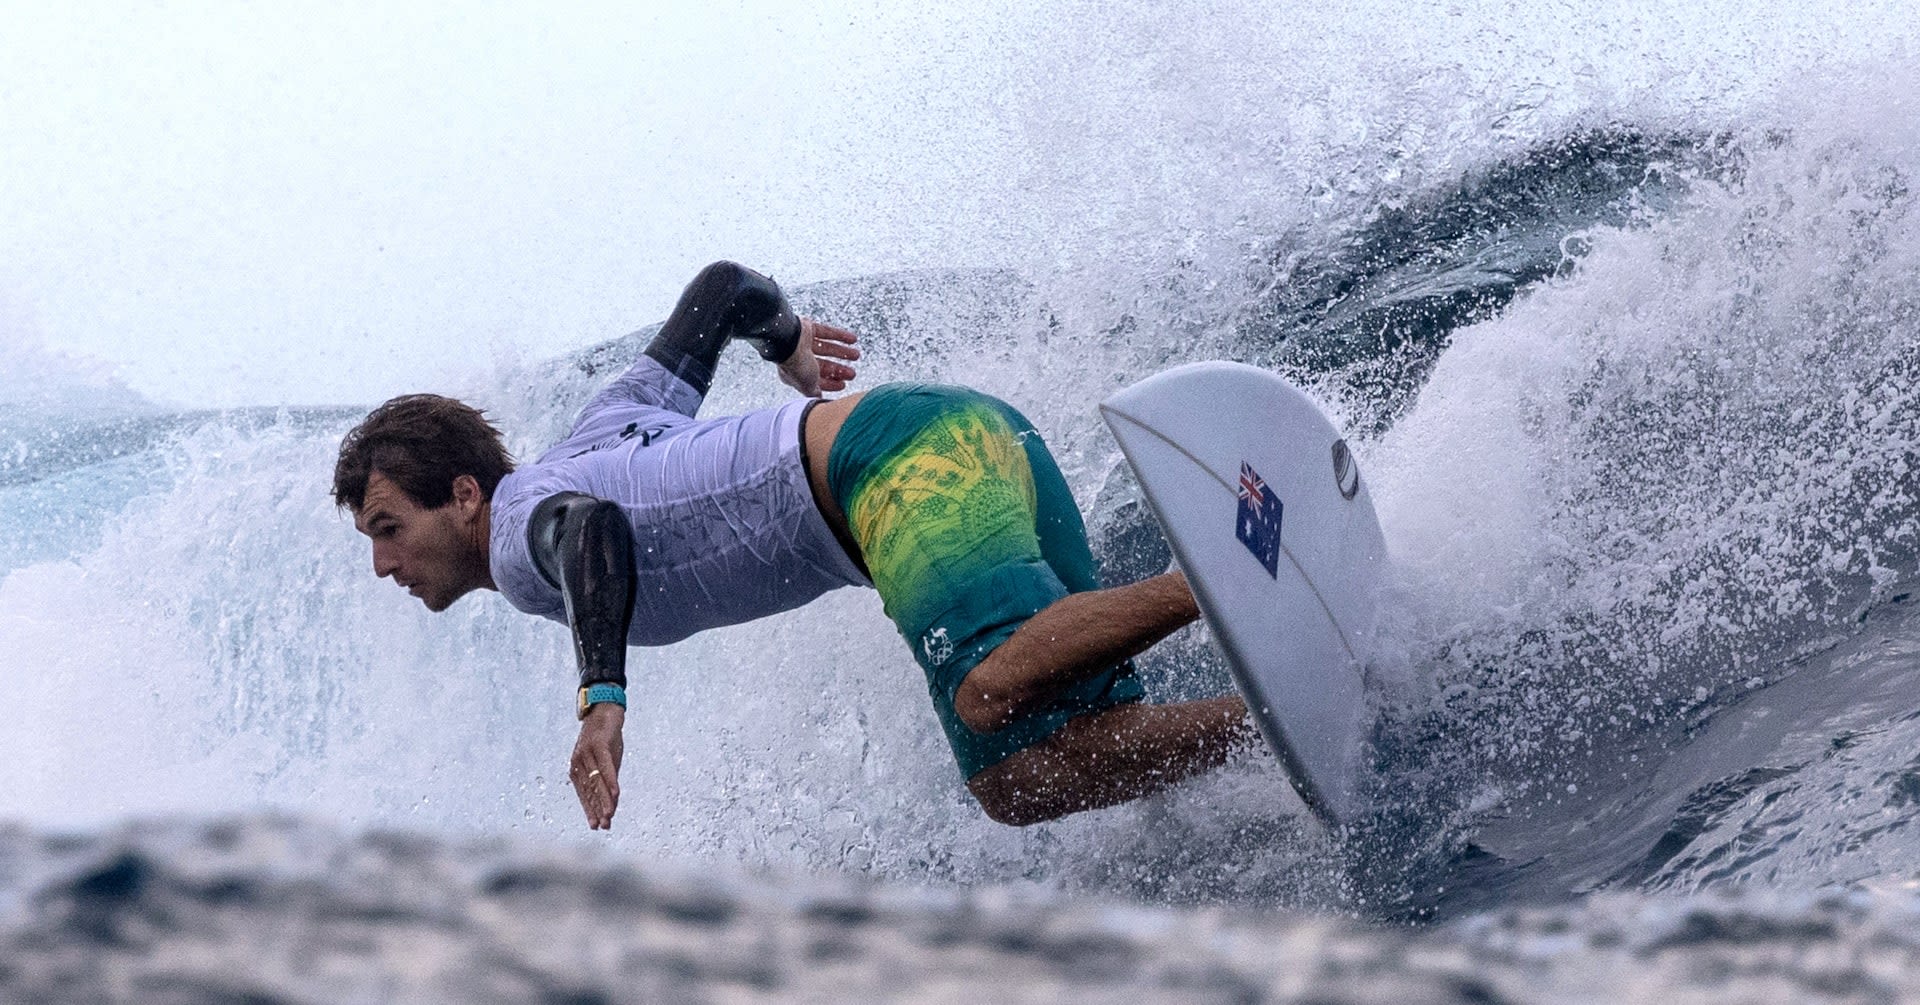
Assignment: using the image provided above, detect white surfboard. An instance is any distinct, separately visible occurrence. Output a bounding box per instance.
[1100,361,1386,825]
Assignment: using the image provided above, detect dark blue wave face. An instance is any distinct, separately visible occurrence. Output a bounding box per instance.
[1234,128,1735,432]
[1093,128,1731,584]
[1302,132,1919,920]
[1059,127,1920,920]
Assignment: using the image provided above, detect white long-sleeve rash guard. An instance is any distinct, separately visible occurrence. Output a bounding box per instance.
[489,351,869,645]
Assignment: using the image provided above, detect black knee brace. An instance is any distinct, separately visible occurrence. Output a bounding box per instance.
[643,261,803,395]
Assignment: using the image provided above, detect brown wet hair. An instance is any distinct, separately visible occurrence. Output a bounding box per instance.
[332,394,514,511]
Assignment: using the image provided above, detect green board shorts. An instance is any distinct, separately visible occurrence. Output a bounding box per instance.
[826,382,1144,779]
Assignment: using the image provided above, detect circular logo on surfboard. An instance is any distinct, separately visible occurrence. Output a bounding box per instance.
[1331,439,1360,500]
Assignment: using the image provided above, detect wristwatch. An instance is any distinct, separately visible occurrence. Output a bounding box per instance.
[577,683,628,720]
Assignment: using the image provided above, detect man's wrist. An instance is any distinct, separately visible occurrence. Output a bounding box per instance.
[577,683,628,720]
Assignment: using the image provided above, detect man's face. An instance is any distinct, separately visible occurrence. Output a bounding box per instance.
[352,470,485,612]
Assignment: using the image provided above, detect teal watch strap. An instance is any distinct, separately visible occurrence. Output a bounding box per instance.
[577,683,627,719]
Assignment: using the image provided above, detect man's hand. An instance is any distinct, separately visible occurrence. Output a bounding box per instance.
[570,703,625,830]
[778,319,861,397]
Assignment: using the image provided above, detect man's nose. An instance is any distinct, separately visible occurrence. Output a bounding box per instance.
[371,542,400,578]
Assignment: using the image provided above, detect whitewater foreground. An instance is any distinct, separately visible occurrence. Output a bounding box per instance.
[4,816,1918,1004]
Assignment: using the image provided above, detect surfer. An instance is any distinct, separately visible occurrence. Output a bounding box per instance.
[333,262,1251,829]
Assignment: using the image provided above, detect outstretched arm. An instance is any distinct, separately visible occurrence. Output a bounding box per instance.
[529,492,637,830]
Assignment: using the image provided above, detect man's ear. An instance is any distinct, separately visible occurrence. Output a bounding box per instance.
[451,474,485,515]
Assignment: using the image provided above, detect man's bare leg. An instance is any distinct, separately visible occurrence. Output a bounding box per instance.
[967,696,1254,826]
[947,569,1257,824]
[953,569,1201,733]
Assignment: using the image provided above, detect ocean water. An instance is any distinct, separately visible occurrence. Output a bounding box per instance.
[6,3,1920,996]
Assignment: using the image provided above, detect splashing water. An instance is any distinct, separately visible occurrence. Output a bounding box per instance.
[4,5,1920,924]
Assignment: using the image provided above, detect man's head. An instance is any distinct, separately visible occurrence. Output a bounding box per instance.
[334,394,514,612]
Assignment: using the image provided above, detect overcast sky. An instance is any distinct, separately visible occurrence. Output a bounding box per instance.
[1,2,1033,407]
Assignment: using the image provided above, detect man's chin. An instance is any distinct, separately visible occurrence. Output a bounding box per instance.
[421,592,457,613]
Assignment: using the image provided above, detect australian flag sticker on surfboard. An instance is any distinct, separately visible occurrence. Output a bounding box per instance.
[1236,461,1283,578]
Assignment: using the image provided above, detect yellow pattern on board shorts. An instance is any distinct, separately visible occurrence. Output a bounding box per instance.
[827,383,1143,778]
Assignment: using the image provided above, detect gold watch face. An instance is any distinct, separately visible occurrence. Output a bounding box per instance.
[576,686,590,720]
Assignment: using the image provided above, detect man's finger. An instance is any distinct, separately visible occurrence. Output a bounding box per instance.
[589,774,611,828]
[594,750,621,825]
[813,340,861,361]
[811,322,858,344]
[602,751,622,804]
[571,746,613,829]
[571,762,600,827]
